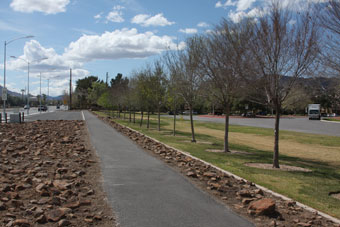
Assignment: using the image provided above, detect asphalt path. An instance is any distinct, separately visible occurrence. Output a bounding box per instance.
[169,115,340,137]
[84,111,254,227]
[25,110,83,121]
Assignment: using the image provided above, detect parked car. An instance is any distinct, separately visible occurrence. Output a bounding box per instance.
[38,105,48,111]
[182,110,197,115]
[242,112,255,118]
[56,104,60,109]
[24,105,30,109]
[168,110,178,115]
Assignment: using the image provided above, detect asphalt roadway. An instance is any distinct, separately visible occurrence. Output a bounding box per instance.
[25,110,254,227]
[172,115,340,137]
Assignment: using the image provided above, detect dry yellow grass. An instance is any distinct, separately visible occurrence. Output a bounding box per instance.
[163,120,340,167]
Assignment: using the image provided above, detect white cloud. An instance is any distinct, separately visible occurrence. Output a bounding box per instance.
[6,40,90,96]
[131,13,175,27]
[94,13,102,20]
[0,21,22,33]
[64,28,184,61]
[197,22,209,28]
[179,28,198,34]
[236,0,256,11]
[7,40,82,74]
[73,28,98,36]
[10,0,70,14]
[106,5,125,23]
[215,0,236,8]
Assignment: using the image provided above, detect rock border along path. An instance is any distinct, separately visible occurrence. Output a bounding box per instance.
[84,111,253,227]
[93,111,340,227]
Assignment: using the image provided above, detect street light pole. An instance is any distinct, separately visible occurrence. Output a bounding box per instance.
[39,72,42,114]
[2,35,34,119]
[3,41,7,120]
[11,55,47,115]
[27,62,30,115]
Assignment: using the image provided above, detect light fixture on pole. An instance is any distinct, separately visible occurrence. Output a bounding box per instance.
[10,56,48,115]
[2,35,34,120]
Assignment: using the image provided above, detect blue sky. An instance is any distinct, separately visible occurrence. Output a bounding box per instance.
[0,0,320,96]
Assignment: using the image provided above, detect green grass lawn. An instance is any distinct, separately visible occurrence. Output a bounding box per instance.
[96,111,340,218]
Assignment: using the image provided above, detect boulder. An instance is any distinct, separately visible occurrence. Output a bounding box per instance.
[248,198,276,216]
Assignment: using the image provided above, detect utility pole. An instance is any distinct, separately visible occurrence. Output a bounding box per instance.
[21,89,25,102]
[47,79,49,105]
[39,72,42,113]
[69,68,72,110]
[106,72,108,86]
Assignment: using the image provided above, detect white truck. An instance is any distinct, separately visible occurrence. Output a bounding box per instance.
[308,104,321,120]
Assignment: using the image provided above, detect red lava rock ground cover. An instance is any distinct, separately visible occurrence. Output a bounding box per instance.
[95,113,340,227]
[0,120,116,227]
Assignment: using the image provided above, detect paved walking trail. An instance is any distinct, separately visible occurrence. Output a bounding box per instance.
[84,111,253,227]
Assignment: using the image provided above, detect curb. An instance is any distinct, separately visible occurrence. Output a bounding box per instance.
[321,119,340,124]
[104,117,340,225]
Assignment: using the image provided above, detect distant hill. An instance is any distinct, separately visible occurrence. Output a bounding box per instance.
[0,85,63,100]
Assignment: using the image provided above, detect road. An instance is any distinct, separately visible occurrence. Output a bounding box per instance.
[170,115,340,137]
[0,105,68,121]
[22,110,254,227]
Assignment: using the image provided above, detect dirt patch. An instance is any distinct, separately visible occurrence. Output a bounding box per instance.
[0,120,116,226]
[206,149,253,155]
[184,140,213,145]
[245,163,312,172]
[94,113,340,227]
[329,192,340,200]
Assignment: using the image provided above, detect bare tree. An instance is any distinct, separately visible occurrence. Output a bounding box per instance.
[195,20,254,152]
[164,38,202,142]
[318,0,340,76]
[249,2,320,168]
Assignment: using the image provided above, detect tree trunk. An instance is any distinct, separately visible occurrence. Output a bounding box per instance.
[147,111,150,129]
[158,106,161,131]
[133,110,136,124]
[124,107,126,120]
[224,104,231,152]
[129,106,132,123]
[190,106,196,143]
[173,101,176,136]
[273,104,280,168]
[140,110,144,127]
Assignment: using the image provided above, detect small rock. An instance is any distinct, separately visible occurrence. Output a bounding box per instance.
[47,208,65,222]
[12,219,31,227]
[248,198,276,216]
[186,171,197,178]
[0,201,6,210]
[36,214,47,224]
[297,223,312,227]
[58,219,71,227]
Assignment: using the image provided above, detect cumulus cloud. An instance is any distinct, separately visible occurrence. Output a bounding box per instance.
[94,13,103,20]
[131,13,175,27]
[10,0,70,14]
[179,28,198,34]
[106,5,125,23]
[64,28,184,61]
[215,0,236,8]
[236,0,256,11]
[197,22,209,28]
[7,40,82,74]
[6,40,90,96]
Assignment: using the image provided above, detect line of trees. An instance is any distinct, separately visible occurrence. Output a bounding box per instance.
[73,1,340,169]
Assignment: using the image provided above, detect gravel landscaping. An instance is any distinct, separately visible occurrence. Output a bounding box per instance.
[0,120,116,227]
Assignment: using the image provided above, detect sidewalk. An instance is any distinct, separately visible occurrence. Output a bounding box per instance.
[84,111,253,227]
